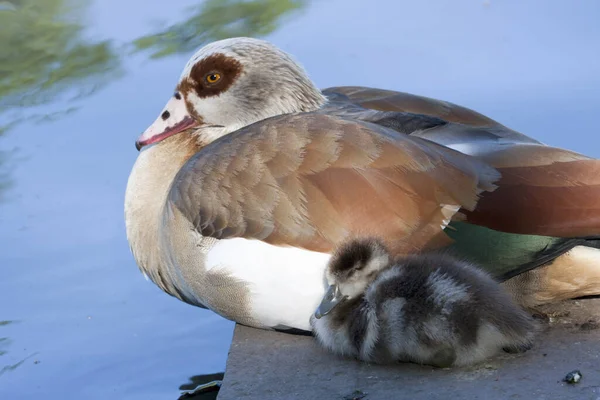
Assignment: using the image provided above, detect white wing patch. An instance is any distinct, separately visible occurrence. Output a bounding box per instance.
[205,237,331,331]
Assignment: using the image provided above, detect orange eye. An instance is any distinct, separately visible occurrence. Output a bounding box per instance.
[205,73,221,84]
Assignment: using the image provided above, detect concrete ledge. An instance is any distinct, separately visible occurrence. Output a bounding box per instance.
[218,299,600,400]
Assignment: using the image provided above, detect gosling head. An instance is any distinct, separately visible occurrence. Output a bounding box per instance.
[315,238,390,319]
[136,37,327,150]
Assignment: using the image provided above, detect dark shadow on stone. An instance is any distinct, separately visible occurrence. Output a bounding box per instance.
[272,326,313,336]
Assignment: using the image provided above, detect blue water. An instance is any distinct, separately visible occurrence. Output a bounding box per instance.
[1,1,599,399]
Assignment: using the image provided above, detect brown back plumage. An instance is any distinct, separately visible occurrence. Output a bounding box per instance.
[323,86,501,128]
[168,113,500,255]
[324,86,600,238]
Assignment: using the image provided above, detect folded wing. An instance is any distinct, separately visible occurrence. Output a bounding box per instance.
[167,113,499,255]
[325,86,600,238]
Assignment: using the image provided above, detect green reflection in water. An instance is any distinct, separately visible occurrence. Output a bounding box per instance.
[0,0,122,200]
[133,0,308,58]
[0,0,121,129]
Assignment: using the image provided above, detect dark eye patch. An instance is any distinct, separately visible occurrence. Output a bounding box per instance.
[177,53,243,100]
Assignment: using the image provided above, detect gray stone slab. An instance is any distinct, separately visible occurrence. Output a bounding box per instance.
[217,298,600,400]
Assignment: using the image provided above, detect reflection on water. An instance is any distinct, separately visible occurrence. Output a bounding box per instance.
[133,0,308,58]
[0,0,121,133]
[178,372,224,400]
[0,321,12,361]
[0,321,37,378]
[0,142,10,203]
[0,0,121,200]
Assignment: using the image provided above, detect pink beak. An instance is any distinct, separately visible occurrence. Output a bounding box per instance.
[136,94,199,151]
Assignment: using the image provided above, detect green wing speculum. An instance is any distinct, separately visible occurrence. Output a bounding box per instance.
[444,222,600,281]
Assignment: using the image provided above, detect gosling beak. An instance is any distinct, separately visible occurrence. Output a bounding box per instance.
[314,284,347,319]
[135,93,199,151]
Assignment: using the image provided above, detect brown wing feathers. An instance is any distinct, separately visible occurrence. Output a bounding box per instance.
[464,146,600,237]
[169,113,499,254]
[323,86,500,128]
[326,86,600,239]
[173,88,600,248]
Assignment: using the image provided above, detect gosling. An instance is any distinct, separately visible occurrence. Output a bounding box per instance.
[310,238,537,368]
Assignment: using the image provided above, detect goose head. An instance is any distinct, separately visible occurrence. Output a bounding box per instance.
[315,238,391,318]
[136,37,327,150]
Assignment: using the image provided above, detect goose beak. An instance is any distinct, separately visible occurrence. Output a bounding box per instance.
[136,94,200,150]
[314,285,347,319]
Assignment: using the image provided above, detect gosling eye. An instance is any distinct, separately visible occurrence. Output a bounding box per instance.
[205,72,221,84]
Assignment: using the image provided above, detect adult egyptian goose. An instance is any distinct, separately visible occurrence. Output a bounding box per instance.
[310,238,536,367]
[125,37,600,332]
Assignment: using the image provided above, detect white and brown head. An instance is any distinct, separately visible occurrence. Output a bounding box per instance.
[135,37,326,150]
[315,238,391,319]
